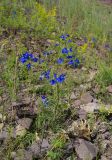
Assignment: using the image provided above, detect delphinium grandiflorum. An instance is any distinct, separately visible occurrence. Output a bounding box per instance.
[19,52,39,70]
[19,34,80,108]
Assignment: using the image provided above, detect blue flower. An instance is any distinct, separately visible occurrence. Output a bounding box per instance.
[69,48,73,52]
[92,37,97,43]
[39,59,44,64]
[23,52,31,59]
[19,57,27,63]
[54,73,57,79]
[75,58,80,64]
[44,70,50,80]
[19,52,34,64]
[26,63,31,70]
[57,58,64,64]
[60,35,66,40]
[55,43,59,46]
[39,74,44,81]
[60,34,69,40]
[28,53,34,58]
[43,51,49,56]
[50,79,57,85]
[56,74,66,83]
[68,58,80,68]
[68,60,74,65]
[62,48,69,54]
[49,73,66,85]
[40,70,51,80]
[41,95,48,106]
[32,57,38,62]
[68,39,72,43]
[66,55,73,59]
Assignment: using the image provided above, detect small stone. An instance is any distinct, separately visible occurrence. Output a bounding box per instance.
[17,118,33,129]
[80,92,93,104]
[80,83,91,91]
[11,152,16,159]
[74,139,98,160]
[101,156,108,160]
[78,109,87,119]
[15,125,27,137]
[107,85,112,93]
[100,140,110,153]
[29,142,41,158]
[102,132,111,139]
[41,139,50,153]
[81,67,87,71]
[87,70,97,82]
[81,102,100,113]
[70,92,77,100]
[14,149,32,160]
[93,86,100,94]
[74,100,81,106]
[0,130,8,141]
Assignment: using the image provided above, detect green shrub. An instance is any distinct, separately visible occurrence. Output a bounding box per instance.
[0,0,57,36]
[96,64,112,87]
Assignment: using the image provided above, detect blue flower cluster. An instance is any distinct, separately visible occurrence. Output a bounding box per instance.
[62,47,72,54]
[58,35,80,68]
[50,73,66,85]
[60,34,69,40]
[19,52,43,70]
[68,58,80,68]
[43,51,53,56]
[39,70,51,80]
[57,58,64,64]
[19,34,80,107]
[39,69,66,86]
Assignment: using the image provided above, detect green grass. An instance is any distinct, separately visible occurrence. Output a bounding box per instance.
[96,64,112,87]
[44,0,112,41]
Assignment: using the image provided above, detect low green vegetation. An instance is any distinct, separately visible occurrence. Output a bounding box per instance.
[0,0,112,160]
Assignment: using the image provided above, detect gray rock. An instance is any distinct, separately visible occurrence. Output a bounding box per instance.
[17,118,33,129]
[41,139,50,153]
[15,125,26,137]
[87,70,97,82]
[74,139,98,160]
[70,92,77,100]
[80,92,94,104]
[29,142,41,158]
[80,83,91,91]
[100,140,110,153]
[29,139,50,158]
[101,156,108,160]
[0,130,8,141]
[74,100,81,107]
[15,118,33,137]
[14,149,32,160]
[81,102,100,113]
[102,132,111,139]
[11,152,16,159]
[78,109,87,119]
[107,85,112,93]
